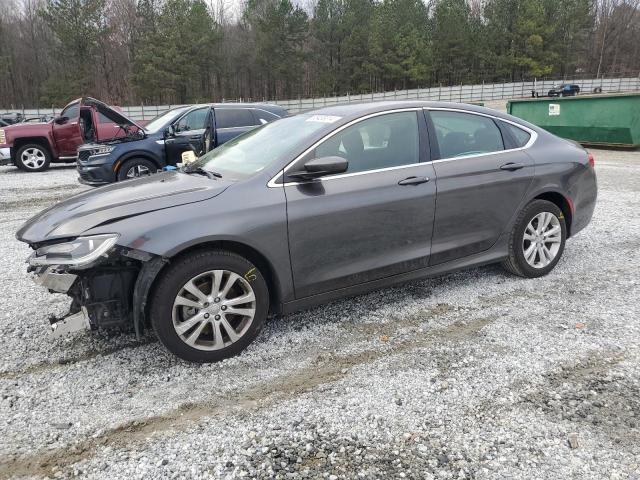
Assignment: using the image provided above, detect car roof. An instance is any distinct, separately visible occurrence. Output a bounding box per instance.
[183,103,287,114]
[306,100,514,122]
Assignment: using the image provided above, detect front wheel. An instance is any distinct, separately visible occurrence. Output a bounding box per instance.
[150,250,269,362]
[117,158,157,181]
[15,144,51,172]
[502,200,567,278]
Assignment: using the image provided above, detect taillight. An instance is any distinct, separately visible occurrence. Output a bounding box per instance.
[587,152,595,168]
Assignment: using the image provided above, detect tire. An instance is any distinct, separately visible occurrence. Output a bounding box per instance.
[117,158,157,181]
[150,250,269,362]
[15,144,51,172]
[502,200,567,278]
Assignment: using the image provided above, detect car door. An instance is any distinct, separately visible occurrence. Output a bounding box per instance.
[164,107,211,164]
[284,109,437,299]
[213,108,259,145]
[425,108,535,266]
[52,102,82,157]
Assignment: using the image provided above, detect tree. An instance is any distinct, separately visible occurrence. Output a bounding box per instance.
[132,0,221,103]
[39,0,110,104]
[366,0,430,90]
[243,0,309,99]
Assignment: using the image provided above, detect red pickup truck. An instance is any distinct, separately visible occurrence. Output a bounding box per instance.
[0,97,140,172]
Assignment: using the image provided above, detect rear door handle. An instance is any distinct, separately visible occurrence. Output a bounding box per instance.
[500,162,524,171]
[398,176,430,186]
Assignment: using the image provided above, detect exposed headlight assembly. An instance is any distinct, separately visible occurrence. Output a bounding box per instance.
[29,234,119,267]
[91,145,115,156]
[0,129,6,145]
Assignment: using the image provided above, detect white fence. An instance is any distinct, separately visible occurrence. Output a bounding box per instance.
[2,76,639,120]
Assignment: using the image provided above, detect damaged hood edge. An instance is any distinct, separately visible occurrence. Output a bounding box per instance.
[16,171,232,245]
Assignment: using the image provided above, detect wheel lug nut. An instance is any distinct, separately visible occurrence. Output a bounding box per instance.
[214,297,220,303]
[204,313,210,319]
[214,315,220,320]
[221,305,227,311]
[203,302,209,308]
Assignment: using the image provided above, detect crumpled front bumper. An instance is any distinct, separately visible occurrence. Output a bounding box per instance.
[32,266,92,338]
[31,260,140,337]
[33,267,77,293]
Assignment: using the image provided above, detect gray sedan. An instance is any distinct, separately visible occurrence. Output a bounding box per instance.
[16,101,597,362]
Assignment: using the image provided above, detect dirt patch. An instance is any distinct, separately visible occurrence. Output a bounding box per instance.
[0,315,496,479]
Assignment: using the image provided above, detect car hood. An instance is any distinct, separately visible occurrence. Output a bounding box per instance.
[82,96,145,132]
[2,121,51,135]
[16,171,231,245]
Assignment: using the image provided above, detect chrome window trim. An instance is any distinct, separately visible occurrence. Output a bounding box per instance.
[267,108,422,188]
[251,108,282,119]
[425,107,538,163]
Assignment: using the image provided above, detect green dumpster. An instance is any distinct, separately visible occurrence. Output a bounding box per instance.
[507,92,640,147]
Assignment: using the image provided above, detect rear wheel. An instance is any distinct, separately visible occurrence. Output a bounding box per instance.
[117,158,157,181]
[502,200,567,278]
[15,144,51,172]
[150,250,269,362]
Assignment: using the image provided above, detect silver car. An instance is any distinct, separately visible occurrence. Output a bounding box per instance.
[17,101,598,362]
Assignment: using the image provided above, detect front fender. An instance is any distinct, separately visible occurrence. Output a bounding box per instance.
[86,179,294,303]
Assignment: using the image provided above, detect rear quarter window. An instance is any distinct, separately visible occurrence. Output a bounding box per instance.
[502,122,532,148]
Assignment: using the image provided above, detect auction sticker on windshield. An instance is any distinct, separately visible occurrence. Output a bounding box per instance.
[306,115,341,123]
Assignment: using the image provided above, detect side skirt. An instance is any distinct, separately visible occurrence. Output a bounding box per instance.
[281,235,509,315]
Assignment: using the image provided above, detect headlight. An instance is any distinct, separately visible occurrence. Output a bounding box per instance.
[91,145,115,156]
[29,234,119,267]
[0,129,6,145]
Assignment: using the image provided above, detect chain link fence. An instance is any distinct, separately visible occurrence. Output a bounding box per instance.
[2,76,639,120]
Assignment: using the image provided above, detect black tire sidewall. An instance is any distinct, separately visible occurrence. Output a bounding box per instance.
[117,158,157,181]
[512,200,567,278]
[15,144,51,172]
[150,251,269,363]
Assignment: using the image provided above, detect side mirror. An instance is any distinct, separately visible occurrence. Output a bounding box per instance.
[165,124,176,137]
[54,116,69,125]
[288,156,348,180]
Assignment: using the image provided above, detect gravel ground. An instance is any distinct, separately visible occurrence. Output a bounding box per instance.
[0,150,638,480]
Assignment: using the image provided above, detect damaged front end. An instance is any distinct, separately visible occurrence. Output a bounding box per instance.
[27,235,164,338]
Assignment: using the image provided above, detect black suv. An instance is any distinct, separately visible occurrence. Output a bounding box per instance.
[547,84,580,97]
[77,103,287,186]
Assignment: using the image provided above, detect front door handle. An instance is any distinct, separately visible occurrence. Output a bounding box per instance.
[500,162,524,171]
[398,176,430,186]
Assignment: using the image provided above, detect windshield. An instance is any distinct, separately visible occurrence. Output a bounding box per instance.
[144,107,189,133]
[192,114,335,180]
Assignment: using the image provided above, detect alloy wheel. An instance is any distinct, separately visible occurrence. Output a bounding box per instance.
[126,164,151,178]
[172,270,256,351]
[522,211,562,268]
[21,147,46,170]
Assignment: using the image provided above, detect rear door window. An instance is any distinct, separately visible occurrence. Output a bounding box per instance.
[216,109,258,128]
[429,111,504,159]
